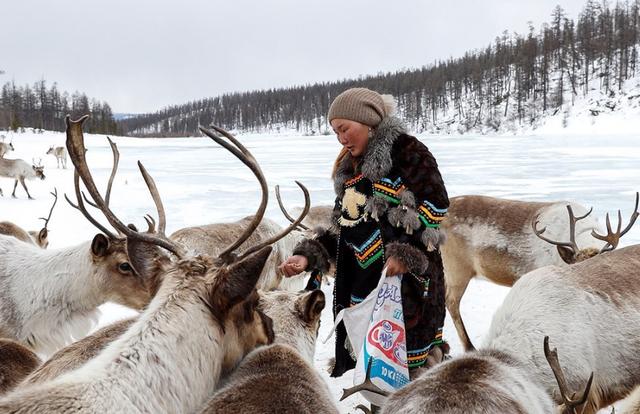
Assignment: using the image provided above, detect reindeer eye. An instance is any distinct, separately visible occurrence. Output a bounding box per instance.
[118,262,133,273]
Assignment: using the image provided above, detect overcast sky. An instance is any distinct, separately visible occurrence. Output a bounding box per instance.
[1,0,588,114]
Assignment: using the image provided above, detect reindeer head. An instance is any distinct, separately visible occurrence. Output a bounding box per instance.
[533,194,639,264]
[7,142,14,152]
[258,289,325,362]
[31,159,45,180]
[65,115,310,371]
[46,146,54,155]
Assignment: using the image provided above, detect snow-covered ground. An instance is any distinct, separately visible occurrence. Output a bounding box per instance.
[1,127,638,412]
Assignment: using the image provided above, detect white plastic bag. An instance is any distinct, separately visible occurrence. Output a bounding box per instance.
[325,268,410,406]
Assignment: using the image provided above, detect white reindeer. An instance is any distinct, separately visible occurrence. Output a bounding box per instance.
[0,140,14,158]
[22,289,327,389]
[0,158,45,199]
[0,189,58,248]
[441,194,638,350]
[0,117,305,413]
[200,289,339,413]
[355,242,640,414]
[46,146,67,169]
[0,144,164,354]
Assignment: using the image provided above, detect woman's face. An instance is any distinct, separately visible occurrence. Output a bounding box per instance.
[330,118,370,157]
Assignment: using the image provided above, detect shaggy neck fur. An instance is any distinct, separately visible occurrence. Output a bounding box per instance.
[0,236,104,355]
[333,116,406,196]
[1,264,225,413]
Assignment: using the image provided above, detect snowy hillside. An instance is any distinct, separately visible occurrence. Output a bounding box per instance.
[0,127,638,412]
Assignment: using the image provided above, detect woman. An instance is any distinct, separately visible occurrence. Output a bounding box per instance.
[280,87,449,377]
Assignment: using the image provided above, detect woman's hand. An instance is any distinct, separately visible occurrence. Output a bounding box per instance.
[278,255,309,277]
[384,256,408,276]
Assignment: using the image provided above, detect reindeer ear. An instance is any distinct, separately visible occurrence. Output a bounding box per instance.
[297,289,325,323]
[38,228,48,245]
[126,238,169,280]
[219,246,272,309]
[557,246,576,264]
[91,234,110,257]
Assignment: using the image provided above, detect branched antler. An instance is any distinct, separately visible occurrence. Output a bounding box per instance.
[341,358,390,402]
[532,205,594,256]
[591,192,639,253]
[38,188,58,233]
[65,115,185,258]
[544,336,593,414]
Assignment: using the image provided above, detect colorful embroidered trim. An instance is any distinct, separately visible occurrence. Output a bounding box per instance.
[350,294,364,306]
[418,200,447,228]
[373,177,405,205]
[407,328,445,368]
[347,229,384,269]
[344,173,364,188]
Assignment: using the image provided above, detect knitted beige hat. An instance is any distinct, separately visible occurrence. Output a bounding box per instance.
[327,88,396,126]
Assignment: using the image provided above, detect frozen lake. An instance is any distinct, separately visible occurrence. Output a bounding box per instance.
[1,128,638,412]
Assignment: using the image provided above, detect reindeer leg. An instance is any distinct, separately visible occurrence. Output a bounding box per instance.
[19,177,33,200]
[12,179,18,198]
[445,269,476,351]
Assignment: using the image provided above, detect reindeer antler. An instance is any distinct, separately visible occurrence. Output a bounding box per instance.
[532,205,594,255]
[199,126,311,263]
[591,192,639,253]
[275,184,309,231]
[65,115,186,258]
[341,358,390,402]
[199,126,267,263]
[543,336,593,414]
[38,188,58,233]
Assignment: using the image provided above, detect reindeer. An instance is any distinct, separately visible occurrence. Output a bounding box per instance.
[0,116,307,413]
[0,158,45,199]
[46,146,67,169]
[0,339,41,396]
[365,336,592,414]
[21,288,326,391]
[442,194,638,351]
[200,289,339,414]
[0,140,14,158]
[0,143,164,354]
[169,182,311,292]
[0,188,58,248]
[342,230,640,413]
[618,385,640,413]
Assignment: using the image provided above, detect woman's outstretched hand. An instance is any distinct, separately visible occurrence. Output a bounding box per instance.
[279,255,309,277]
[384,256,408,276]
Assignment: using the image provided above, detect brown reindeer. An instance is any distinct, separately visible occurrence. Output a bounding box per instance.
[21,289,327,390]
[344,335,594,414]
[0,339,41,396]
[442,194,638,351]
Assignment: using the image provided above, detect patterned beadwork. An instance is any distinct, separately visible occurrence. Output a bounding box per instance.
[418,200,447,228]
[346,229,384,269]
[344,173,365,187]
[407,328,445,368]
[372,177,405,205]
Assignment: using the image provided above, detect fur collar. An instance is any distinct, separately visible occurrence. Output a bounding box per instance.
[333,116,406,195]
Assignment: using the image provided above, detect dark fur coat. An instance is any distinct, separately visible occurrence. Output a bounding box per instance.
[295,116,449,377]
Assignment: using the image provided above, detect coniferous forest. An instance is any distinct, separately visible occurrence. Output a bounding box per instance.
[119,1,640,136]
[0,78,118,135]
